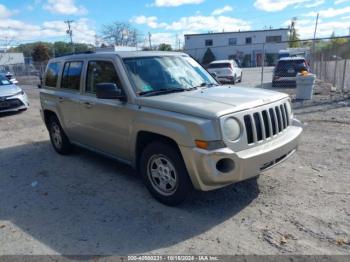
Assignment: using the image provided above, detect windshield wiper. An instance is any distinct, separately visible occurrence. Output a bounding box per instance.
[192,82,219,89]
[139,88,186,97]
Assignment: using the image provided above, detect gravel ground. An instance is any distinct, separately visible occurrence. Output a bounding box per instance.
[0,85,349,256]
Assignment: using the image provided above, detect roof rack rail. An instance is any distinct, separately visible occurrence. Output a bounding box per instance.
[55,50,95,58]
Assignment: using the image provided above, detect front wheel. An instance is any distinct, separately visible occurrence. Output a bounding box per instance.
[140,142,193,206]
[48,116,72,155]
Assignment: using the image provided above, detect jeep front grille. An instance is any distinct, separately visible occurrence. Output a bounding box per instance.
[243,102,290,144]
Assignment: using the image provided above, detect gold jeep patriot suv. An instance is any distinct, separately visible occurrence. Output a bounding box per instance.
[40,51,303,206]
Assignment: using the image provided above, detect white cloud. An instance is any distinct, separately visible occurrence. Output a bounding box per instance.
[254,0,313,12]
[43,0,87,15]
[335,0,350,4]
[304,0,324,8]
[0,4,14,18]
[0,18,95,44]
[150,32,176,45]
[211,5,233,16]
[151,0,204,7]
[284,18,350,38]
[132,15,250,33]
[131,16,167,29]
[305,6,350,18]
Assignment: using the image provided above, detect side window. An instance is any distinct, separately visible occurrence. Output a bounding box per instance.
[45,62,60,87]
[86,61,121,94]
[61,61,83,91]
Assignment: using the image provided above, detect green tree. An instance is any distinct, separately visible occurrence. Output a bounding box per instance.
[158,43,172,51]
[289,18,300,48]
[202,48,216,65]
[32,43,50,62]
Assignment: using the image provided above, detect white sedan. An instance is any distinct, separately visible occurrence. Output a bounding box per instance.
[0,75,29,113]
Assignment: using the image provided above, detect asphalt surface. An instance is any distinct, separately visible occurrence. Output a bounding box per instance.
[0,83,349,256]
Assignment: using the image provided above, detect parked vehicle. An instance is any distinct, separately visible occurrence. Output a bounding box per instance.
[0,72,19,85]
[272,57,309,87]
[40,51,302,205]
[0,75,29,113]
[207,60,243,84]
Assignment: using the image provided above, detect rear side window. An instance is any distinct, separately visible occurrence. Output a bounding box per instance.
[208,63,231,69]
[45,62,60,88]
[61,61,83,91]
[86,61,121,94]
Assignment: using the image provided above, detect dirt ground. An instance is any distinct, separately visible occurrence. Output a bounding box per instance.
[0,85,349,256]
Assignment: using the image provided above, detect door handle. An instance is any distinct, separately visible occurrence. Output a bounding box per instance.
[58,97,65,103]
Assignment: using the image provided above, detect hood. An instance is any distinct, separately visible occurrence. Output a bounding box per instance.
[138,86,288,119]
[0,84,22,97]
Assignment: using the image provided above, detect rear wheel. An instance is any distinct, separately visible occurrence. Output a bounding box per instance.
[48,116,72,155]
[239,73,243,83]
[140,142,192,206]
[232,75,237,85]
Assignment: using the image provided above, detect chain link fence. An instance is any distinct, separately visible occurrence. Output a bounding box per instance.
[185,36,350,103]
[2,36,349,102]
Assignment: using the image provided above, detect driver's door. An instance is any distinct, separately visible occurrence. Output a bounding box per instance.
[78,60,132,161]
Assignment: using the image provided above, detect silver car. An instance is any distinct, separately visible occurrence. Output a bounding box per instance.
[40,51,302,206]
[0,75,29,113]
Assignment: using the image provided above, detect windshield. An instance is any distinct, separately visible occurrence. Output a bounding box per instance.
[123,55,218,96]
[0,75,11,86]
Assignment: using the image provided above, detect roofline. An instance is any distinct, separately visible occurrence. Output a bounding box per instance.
[184,28,290,37]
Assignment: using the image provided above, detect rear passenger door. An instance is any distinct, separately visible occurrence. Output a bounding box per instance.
[57,61,83,141]
[78,60,132,161]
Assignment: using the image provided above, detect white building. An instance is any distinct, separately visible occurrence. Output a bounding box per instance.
[184,28,289,67]
[0,52,25,73]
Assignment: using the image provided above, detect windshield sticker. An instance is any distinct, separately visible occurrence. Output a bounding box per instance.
[142,85,153,92]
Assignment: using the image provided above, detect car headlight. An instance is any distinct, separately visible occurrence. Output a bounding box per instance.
[223,117,241,141]
[14,90,24,96]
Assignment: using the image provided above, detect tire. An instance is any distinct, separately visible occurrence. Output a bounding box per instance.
[140,142,193,206]
[48,115,72,155]
[232,75,236,85]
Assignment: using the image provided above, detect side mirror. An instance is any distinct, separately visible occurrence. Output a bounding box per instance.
[96,83,126,100]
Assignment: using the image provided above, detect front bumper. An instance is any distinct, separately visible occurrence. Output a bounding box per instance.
[180,119,303,191]
[0,93,29,113]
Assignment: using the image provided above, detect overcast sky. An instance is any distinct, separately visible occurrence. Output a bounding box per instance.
[1,0,350,47]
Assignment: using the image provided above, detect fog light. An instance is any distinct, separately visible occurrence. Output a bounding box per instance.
[216,158,235,173]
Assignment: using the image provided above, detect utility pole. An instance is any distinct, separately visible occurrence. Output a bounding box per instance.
[175,34,178,50]
[148,32,152,50]
[311,13,319,71]
[64,20,74,53]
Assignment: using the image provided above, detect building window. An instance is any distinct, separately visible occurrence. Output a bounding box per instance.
[266,35,282,43]
[228,38,237,46]
[205,39,213,46]
[245,37,252,44]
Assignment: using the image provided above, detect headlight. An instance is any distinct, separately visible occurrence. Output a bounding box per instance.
[223,117,241,141]
[14,90,24,96]
[286,100,293,119]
